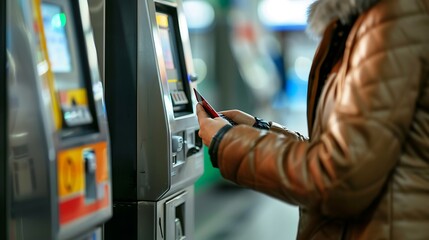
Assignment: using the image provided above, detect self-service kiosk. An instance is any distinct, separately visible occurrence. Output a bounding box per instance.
[101,0,204,239]
[4,0,111,239]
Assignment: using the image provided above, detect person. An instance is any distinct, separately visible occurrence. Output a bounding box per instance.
[196,0,429,239]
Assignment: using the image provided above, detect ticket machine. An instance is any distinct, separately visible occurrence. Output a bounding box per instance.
[100,0,204,239]
[4,0,111,239]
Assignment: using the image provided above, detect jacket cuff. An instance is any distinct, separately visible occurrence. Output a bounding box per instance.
[208,124,233,168]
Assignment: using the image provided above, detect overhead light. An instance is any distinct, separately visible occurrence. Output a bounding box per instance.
[183,1,215,31]
[258,0,315,31]
[294,56,312,81]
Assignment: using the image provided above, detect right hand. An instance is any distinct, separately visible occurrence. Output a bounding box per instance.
[219,109,256,126]
[196,104,228,146]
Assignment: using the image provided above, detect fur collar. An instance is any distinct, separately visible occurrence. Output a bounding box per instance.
[307,0,381,37]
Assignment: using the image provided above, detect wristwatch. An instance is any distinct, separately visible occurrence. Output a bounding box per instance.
[252,117,271,130]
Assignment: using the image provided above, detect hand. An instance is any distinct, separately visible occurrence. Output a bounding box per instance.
[219,109,256,126]
[196,104,229,146]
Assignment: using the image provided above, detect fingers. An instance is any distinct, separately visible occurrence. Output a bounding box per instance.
[196,104,207,145]
[219,110,238,118]
[220,109,255,126]
[219,110,240,123]
[196,103,209,120]
[200,117,228,146]
[196,104,229,146]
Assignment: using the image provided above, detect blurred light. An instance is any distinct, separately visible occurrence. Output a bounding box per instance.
[51,13,66,28]
[193,58,207,83]
[294,56,312,81]
[183,1,215,31]
[258,0,314,31]
[37,60,49,75]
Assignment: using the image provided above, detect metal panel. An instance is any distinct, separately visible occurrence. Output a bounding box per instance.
[88,0,105,82]
[136,0,171,200]
[105,186,195,240]
[135,0,203,201]
[7,1,54,238]
[103,0,204,201]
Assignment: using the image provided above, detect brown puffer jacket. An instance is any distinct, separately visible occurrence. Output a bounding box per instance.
[213,0,429,239]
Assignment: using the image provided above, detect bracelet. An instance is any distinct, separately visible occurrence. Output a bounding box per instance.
[252,117,270,130]
[208,124,233,168]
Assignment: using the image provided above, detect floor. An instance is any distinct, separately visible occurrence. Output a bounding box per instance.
[195,183,299,240]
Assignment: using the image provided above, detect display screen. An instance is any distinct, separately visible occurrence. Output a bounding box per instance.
[42,3,72,73]
[156,12,189,111]
[41,2,95,131]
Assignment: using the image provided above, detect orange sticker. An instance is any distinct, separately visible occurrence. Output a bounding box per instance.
[96,147,108,182]
[57,141,108,198]
[59,88,89,107]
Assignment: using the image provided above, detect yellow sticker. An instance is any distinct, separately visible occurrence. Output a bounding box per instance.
[58,149,85,197]
[156,13,169,28]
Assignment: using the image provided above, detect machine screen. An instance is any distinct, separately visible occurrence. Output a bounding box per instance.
[42,2,95,132]
[42,3,72,73]
[156,12,190,112]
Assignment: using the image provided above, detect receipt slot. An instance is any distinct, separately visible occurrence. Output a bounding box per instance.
[4,0,112,239]
[99,0,204,239]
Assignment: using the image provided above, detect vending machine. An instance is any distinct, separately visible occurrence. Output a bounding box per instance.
[101,0,204,239]
[5,0,112,239]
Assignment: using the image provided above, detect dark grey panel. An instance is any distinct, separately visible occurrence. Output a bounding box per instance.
[105,0,139,200]
[104,202,140,240]
[1,0,7,237]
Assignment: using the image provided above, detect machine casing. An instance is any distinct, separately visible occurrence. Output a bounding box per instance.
[5,0,112,239]
[101,0,204,238]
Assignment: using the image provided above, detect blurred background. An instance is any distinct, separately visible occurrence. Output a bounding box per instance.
[182,0,319,239]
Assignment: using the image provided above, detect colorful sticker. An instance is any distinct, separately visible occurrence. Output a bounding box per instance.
[57,141,110,225]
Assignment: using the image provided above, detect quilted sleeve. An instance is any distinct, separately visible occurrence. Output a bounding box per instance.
[215,2,429,217]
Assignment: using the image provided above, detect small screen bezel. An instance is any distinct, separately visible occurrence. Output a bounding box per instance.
[155,3,193,117]
[42,0,99,138]
[42,2,81,88]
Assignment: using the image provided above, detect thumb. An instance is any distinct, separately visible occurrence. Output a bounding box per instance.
[196,103,209,119]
